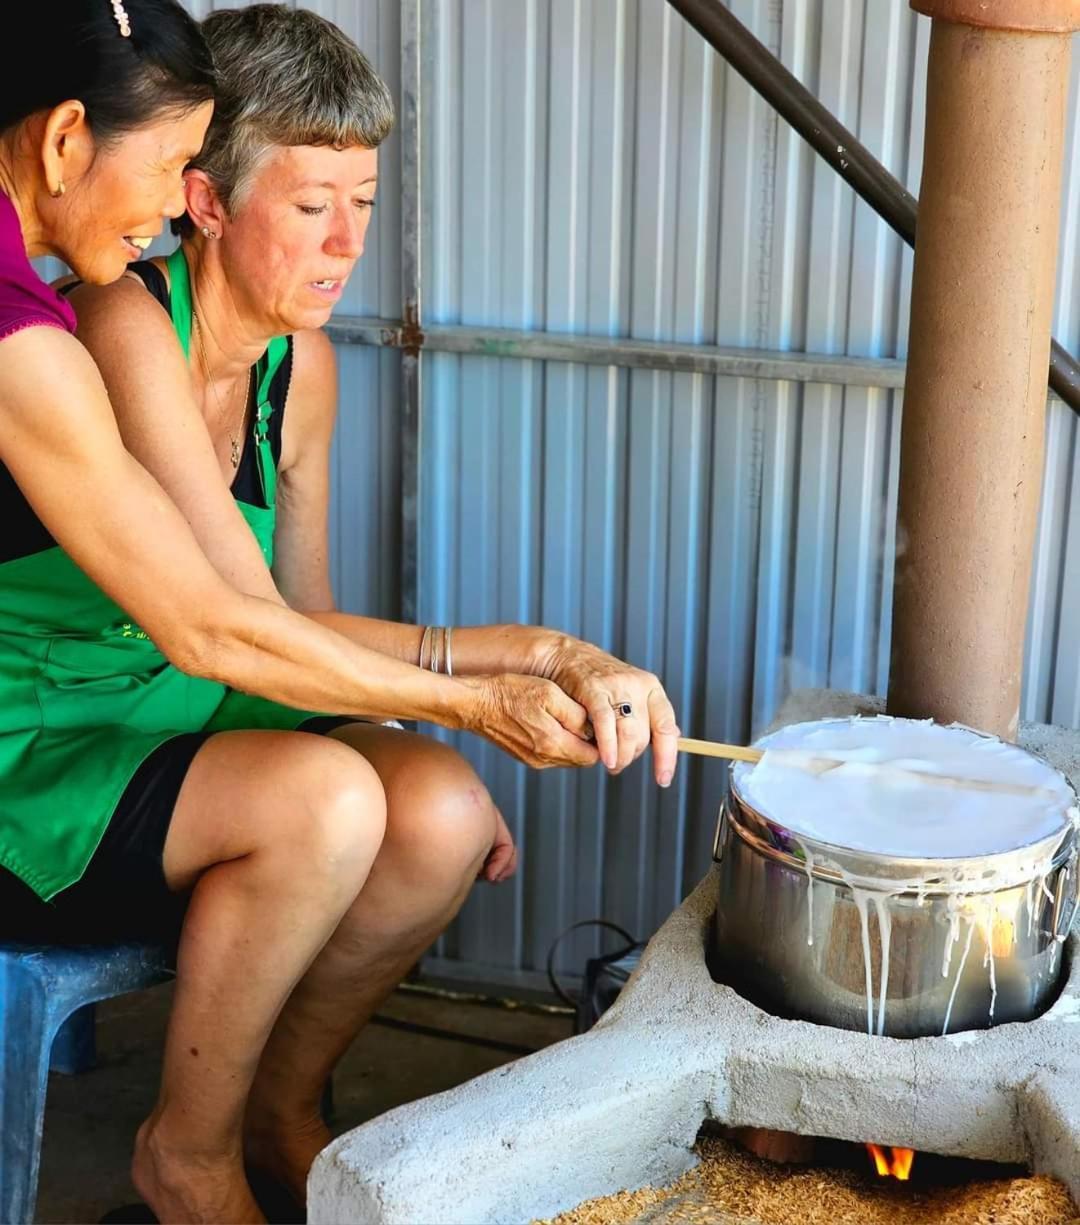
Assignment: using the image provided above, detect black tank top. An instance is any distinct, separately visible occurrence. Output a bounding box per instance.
[124,260,293,509]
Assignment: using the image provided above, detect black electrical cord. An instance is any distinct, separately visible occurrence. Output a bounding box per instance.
[354,923,640,1061]
[545,918,639,1008]
[369,1013,540,1057]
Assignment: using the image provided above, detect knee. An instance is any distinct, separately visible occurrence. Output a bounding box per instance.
[277,738,388,887]
[384,742,497,882]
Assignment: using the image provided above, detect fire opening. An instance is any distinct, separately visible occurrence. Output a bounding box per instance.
[709,1122,1033,1191]
[866,1143,916,1180]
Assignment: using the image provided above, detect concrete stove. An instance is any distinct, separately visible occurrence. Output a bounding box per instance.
[309,691,1080,1224]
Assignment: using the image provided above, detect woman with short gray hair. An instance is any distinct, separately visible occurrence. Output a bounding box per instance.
[55,6,682,1220]
[176,4,395,234]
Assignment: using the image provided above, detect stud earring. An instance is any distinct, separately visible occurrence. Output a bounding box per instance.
[50,182,65,199]
[200,225,218,239]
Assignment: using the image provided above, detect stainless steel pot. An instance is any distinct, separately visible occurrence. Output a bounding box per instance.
[711,755,1079,1038]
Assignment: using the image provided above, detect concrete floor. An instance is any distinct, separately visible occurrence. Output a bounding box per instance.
[35,981,574,1224]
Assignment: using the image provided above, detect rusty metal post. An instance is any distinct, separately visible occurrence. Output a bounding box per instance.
[888,1,1078,740]
[399,0,423,626]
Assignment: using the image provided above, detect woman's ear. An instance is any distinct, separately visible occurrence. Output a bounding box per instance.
[40,101,93,197]
[183,169,228,237]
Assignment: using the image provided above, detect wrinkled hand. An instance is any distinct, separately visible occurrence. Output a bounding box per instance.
[537,636,680,785]
[460,673,600,770]
[480,807,518,883]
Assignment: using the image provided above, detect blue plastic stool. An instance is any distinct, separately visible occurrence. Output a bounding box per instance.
[0,942,171,1224]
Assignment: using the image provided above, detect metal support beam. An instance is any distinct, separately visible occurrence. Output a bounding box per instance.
[325,317,908,389]
[399,0,422,625]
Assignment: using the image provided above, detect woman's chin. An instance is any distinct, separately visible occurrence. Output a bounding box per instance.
[291,303,336,332]
[65,251,130,287]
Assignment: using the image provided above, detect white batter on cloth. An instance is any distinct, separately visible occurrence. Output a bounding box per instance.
[734,716,1074,858]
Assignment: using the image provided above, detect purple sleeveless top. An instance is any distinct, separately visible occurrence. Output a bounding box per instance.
[0,191,76,341]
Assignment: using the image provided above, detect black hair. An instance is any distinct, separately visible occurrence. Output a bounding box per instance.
[1,0,215,143]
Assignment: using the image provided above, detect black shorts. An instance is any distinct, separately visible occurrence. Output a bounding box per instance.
[0,717,356,957]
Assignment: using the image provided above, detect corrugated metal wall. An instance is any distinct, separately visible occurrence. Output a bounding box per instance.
[415,0,1080,979]
[40,2,1080,980]
[422,0,908,974]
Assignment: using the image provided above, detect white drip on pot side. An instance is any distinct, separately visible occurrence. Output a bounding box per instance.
[733,716,1080,1037]
[794,838,816,947]
[942,922,976,1037]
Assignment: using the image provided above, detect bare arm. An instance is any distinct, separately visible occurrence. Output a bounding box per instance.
[0,323,597,767]
[275,330,560,669]
[71,276,283,603]
[274,332,679,781]
[273,327,336,611]
[72,285,667,778]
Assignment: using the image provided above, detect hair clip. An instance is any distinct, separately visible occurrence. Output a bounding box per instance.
[110,0,132,37]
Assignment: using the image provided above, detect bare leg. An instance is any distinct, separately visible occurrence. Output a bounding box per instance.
[131,731,387,1224]
[243,726,499,1201]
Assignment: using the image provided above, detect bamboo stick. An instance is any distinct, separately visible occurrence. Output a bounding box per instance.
[676,737,763,764]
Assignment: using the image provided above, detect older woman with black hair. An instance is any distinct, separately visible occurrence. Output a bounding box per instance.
[51,5,683,1221]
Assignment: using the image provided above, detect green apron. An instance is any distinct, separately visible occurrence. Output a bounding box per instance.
[0,247,320,900]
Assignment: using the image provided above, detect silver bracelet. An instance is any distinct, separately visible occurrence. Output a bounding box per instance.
[418,625,433,670]
[430,625,443,674]
[419,625,455,675]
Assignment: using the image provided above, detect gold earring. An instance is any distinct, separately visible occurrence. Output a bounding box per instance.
[50,182,65,199]
[200,225,218,239]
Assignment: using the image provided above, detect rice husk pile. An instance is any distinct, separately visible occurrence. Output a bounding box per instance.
[540,1136,1079,1225]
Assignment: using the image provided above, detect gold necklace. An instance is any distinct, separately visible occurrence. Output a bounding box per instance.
[192,312,251,469]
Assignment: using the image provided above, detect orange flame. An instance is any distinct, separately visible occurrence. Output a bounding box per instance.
[866,1143,916,1180]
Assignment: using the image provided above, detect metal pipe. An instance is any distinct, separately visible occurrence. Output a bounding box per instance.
[398,0,422,626]
[324,317,908,389]
[398,978,574,1018]
[664,0,1080,416]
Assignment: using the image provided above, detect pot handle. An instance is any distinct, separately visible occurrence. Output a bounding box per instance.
[1052,863,1078,942]
[712,806,728,864]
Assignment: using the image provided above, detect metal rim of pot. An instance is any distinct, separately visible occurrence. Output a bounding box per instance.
[717,730,1080,941]
[717,792,1078,944]
[725,720,1078,869]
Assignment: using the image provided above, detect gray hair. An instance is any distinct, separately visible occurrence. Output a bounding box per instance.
[177,4,394,233]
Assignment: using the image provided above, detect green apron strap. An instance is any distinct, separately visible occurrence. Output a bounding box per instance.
[165,246,193,358]
[165,245,288,510]
[254,335,288,507]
